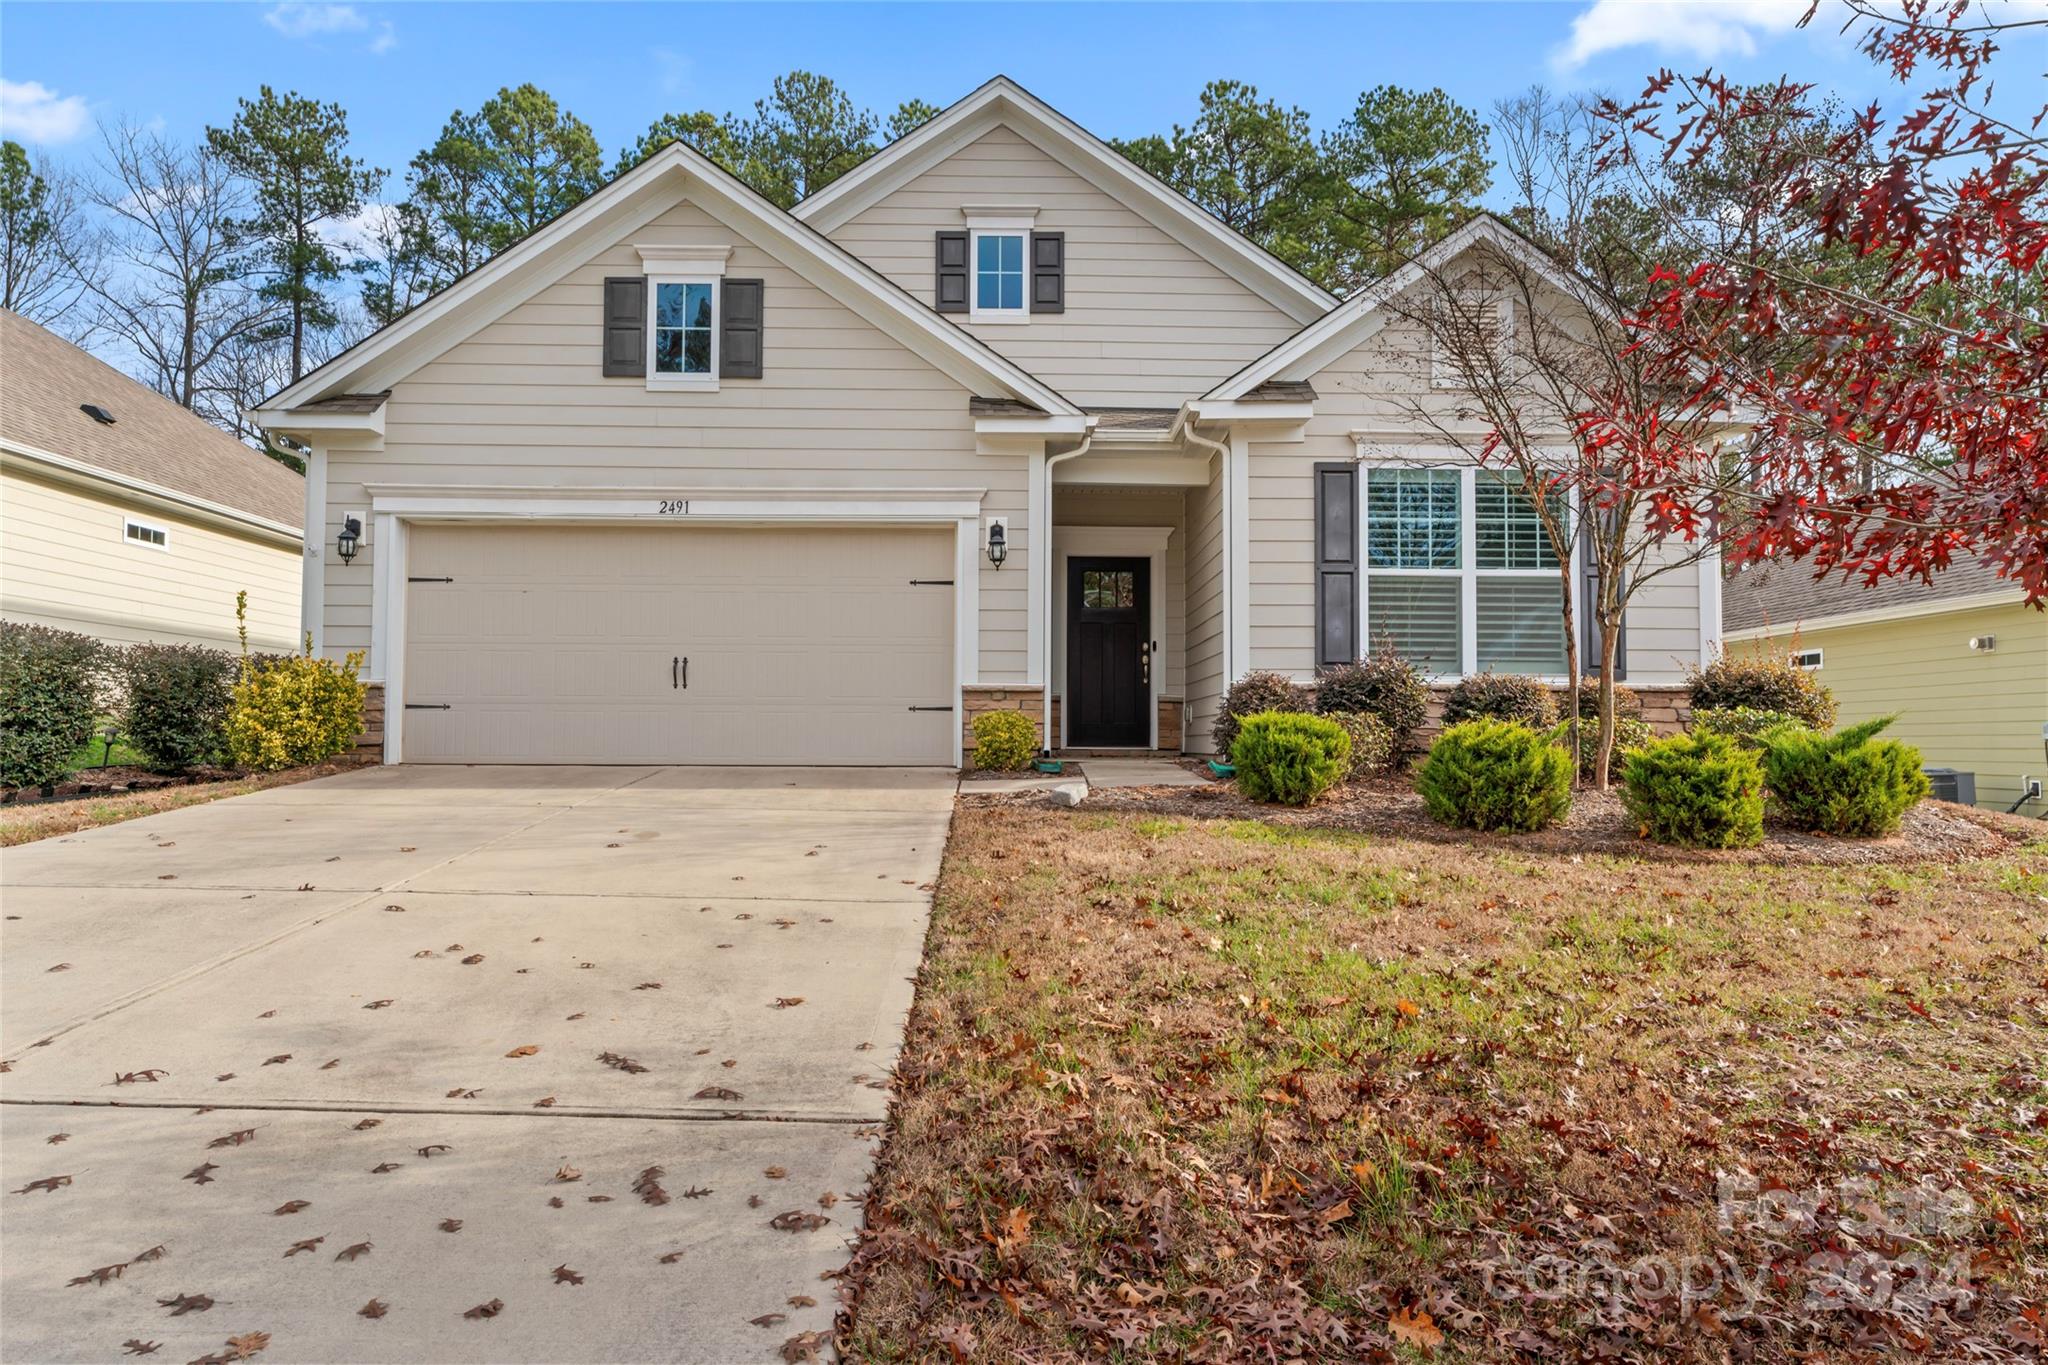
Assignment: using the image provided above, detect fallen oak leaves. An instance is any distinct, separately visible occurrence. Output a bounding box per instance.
[693,1086,742,1101]
[768,1210,831,1233]
[505,1045,539,1058]
[357,1299,387,1319]
[462,1298,503,1320]
[114,1069,167,1084]
[633,1166,670,1206]
[120,1341,161,1356]
[551,1264,585,1286]
[272,1201,309,1215]
[183,1164,219,1186]
[334,1241,372,1262]
[207,1128,257,1149]
[438,1219,463,1232]
[157,1292,214,1315]
[68,1263,127,1287]
[1389,1304,1445,1354]
[596,1051,648,1075]
[283,1238,323,1258]
[13,1174,73,1194]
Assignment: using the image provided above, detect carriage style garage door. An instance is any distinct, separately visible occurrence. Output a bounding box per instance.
[401,524,955,765]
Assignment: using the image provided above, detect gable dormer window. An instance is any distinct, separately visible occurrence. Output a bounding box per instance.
[973,232,1026,318]
[635,243,731,391]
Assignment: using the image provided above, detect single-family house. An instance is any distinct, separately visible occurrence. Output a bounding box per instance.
[250,77,1722,767]
[1724,560,2045,814]
[1,309,303,653]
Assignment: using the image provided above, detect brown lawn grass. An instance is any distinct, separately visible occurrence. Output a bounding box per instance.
[0,754,374,846]
[838,800,2048,1362]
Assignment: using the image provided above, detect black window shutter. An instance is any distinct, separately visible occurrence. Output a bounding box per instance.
[1313,462,1358,669]
[1029,231,1065,313]
[934,231,969,313]
[602,277,646,377]
[1579,504,1628,679]
[719,278,764,379]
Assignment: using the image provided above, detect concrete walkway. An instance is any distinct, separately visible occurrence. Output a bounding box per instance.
[0,765,956,1363]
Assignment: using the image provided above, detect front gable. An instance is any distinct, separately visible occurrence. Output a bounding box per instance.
[795,78,1334,409]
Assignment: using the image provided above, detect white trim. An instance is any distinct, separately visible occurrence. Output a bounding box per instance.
[1722,586,2022,639]
[364,485,983,768]
[1,439,303,545]
[963,208,1038,232]
[645,274,721,392]
[968,227,1029,324]
[1699,542,1723,663]
[121,517,169,550]
[1791,646,1823,670]
[1052,525,1173,751]
[302,445,325,654]
[635,242,731,273]
[791,77,1334,324]
[254,139,1080,419]
[1025,449,1047,683]
[1226,433,1251,681]
[1207,216,1586,401]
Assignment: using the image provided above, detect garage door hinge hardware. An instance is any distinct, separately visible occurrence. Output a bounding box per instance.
[907,705,955,712]
[405,703,452,710]
[908,578,954,586]
[408,576,454,583]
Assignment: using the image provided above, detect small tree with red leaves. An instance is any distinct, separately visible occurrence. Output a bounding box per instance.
[1591,0,2048,601]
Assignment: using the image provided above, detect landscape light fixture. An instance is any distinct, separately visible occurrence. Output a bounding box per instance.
[337,515,362,564]
[985,519,1007,569]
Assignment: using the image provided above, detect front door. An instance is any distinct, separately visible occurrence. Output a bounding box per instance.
[1066,557,1150,748]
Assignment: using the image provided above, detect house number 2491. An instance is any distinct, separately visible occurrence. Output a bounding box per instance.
[656,499,690,514]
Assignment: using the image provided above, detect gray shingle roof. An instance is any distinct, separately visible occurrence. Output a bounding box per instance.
[1085,408,1177,432]
[1244,379,1317,402]
[968,396,1045,418]
[292,391,389,414]
[1,309,303,528]
[1723,556,2019,633]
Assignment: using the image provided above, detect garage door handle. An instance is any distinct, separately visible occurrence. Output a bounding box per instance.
[674,656,687,690]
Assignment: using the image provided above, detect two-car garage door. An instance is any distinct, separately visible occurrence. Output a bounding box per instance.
[401,524,955,765]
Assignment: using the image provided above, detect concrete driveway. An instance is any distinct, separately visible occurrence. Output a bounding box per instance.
[0,765,955,1364]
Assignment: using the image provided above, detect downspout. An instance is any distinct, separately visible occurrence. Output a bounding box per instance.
[1176,411,1232,715]
[1040,426,1095,755]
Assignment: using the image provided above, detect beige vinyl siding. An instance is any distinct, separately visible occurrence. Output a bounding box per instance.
[1730,602,2045,812]
[1,464,300,652]
[828,126,1301,408]
[1247,262,1703,683]
[320,198,1032,682]
[1052,485,1187,698]
[1182,455,1226,753]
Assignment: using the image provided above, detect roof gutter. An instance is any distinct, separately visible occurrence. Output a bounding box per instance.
[1,439,302,546]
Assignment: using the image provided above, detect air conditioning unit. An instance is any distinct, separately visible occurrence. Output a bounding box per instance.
[1924,768,1976,805]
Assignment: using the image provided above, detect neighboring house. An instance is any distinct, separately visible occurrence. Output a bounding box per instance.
[1,310,303,654]
[250,76,1721,767]
[1724,560,2045,815]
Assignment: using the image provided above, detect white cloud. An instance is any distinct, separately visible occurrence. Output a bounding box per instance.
[370,20,397,54]
[262,3,368,39]
[1552,0,1806,71]
[317,202,397,256]
[0,78,92,144]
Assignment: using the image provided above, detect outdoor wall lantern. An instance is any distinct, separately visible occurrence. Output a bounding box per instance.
[985,519,1008,569]
[337,514,362,565]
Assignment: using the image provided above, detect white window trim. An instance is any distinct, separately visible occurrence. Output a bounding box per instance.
[1358,462,1577,682]
[1792,647,1823,670]
[637,243,730,392]
[123,517,169,550]
[968,225,1031,325]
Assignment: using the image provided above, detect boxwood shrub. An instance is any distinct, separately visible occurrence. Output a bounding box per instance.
[1761,715,1929,837]
[1415,718,1573,833]
[1230,711,1350,806]
[1,622,104,792]
[1323,710,1393,780]
[224,648,368,773]
[119,643,237,773]
[1315,642,1428,754]
[1212,670,1310,755]
[970,708,1037,771]
[1688,654,1836,730]
[1443,672,1558,729]
[1621,732,1765,847]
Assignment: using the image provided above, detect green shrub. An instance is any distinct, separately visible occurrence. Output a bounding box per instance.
[1212,670,1310,754]
[1689,706,1809,750]
[1443,673,1558,729]
[1324,710,1393,780]
[1415,719,1573,833]
[1621,732,1765,848]
[970,708,1038,771]
[224,647,367,773]
[1688,653,1836,730]
[1567,679,1642,721]
[1315,642,1429,753]
[119,643,237,773]
[1548,715,1656,780]
[1230,711,1350,806]
[0,623,104,792]
[1761,715,1929,837]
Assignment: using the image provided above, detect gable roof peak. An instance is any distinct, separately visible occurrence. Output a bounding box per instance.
[792,75,1336,324]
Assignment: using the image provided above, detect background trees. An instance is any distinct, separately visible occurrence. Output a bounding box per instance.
[1,139,94,327]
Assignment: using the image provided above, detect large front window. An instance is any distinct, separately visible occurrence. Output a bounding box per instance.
[654,280,715,377]
[1363,466,1568,677]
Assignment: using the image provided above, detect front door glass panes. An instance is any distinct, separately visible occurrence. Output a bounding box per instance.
[975,233,1025,312]
[1081,569,1135,609]
[655,281,714,374]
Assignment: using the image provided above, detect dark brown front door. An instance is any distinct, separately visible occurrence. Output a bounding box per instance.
[1067,557,1150,748]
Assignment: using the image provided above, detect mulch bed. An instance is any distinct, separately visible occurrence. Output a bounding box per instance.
[967,773,2037,866]
[2,764,250,807]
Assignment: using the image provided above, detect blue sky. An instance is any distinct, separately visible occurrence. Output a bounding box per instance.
[2,0,1954,205]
